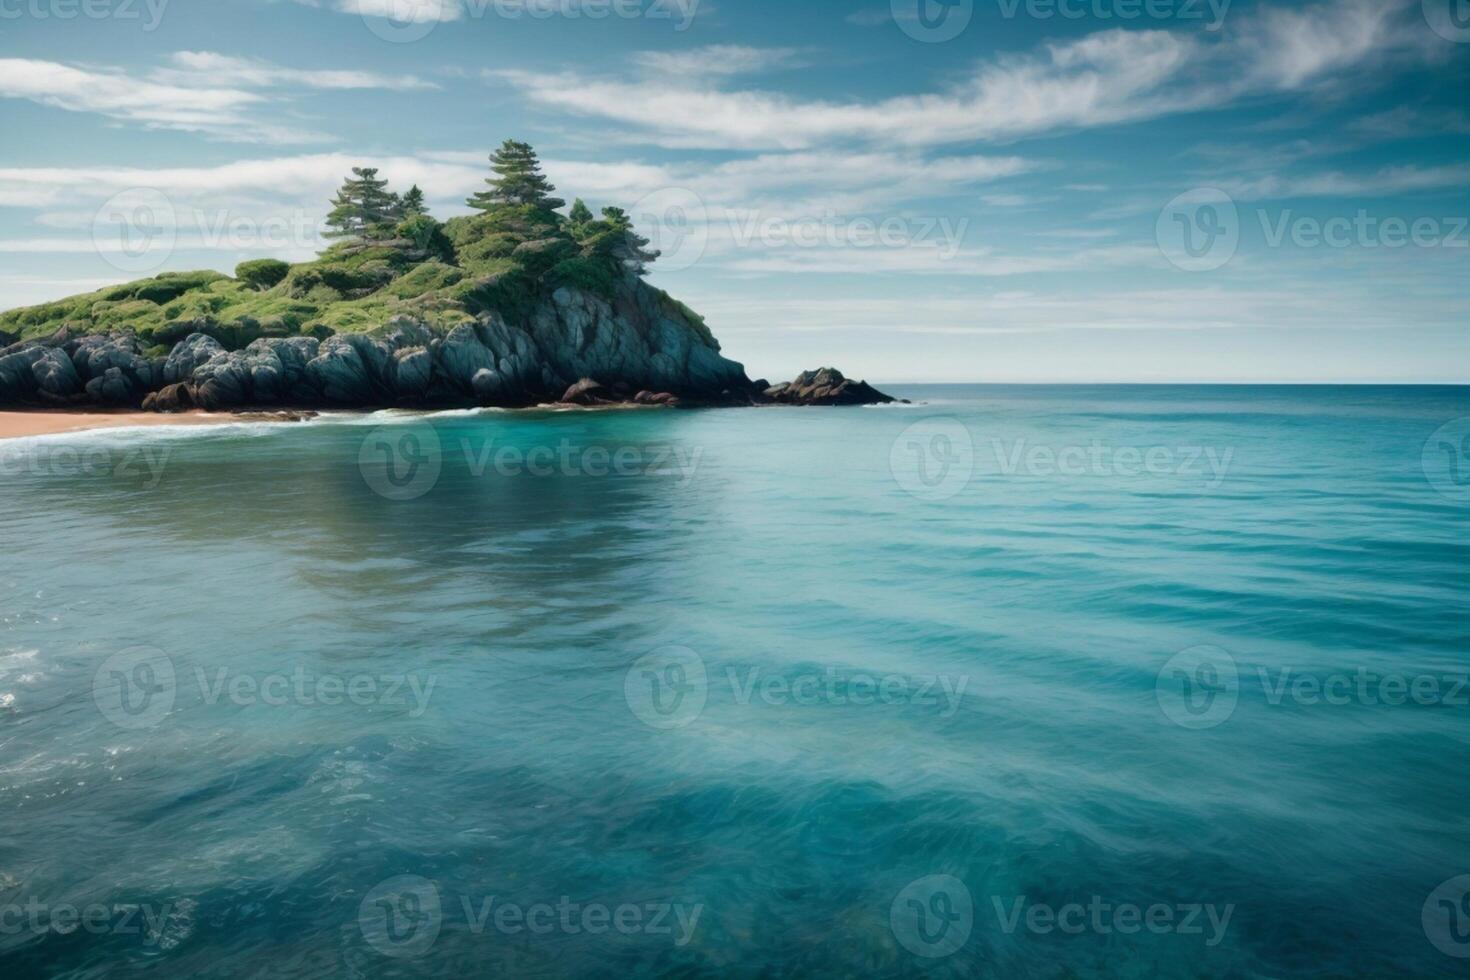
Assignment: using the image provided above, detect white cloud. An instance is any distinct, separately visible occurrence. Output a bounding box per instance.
[495,0,1433,150]
[631,46,804,77]
[1221,164,1470,200]
[0,58,290,142]
[0,52,435,144]
[155,52,437,91]
[334,0,462,22]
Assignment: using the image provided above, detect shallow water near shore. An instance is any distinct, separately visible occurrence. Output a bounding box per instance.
[2,385,1469,978]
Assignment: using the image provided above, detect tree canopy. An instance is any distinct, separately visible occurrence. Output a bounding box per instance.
[400,185,428,217]
[318,142,660,286]
[467,140,566,213]
[324,167,400,241]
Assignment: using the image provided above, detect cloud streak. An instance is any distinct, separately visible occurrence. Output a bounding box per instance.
[0,52,434,144]
[496,0,1434,149]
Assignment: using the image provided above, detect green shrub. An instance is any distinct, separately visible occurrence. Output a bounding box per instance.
[236,259,291,291]
[547,257,616,297]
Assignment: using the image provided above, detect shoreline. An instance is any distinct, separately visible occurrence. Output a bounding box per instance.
[0,402,707,441]
[0,410,301,441]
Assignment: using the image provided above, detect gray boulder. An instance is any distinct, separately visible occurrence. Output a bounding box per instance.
[0,346,47,401]
[85,367,137,405]
[164,334,225,384]
[392,347,433,398]
[32,348,81,397]
[307,336,376,404]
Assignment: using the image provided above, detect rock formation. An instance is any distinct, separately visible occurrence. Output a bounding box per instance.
[764,368,899,406]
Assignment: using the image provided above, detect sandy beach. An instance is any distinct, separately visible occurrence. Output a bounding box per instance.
[0,411,281,440]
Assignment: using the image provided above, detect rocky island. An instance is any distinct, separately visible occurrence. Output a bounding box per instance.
[0,141,894,415]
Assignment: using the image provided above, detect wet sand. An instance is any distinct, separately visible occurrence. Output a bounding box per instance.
[0,411,266,440]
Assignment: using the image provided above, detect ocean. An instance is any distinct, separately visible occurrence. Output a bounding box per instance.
[2,385,1468,978]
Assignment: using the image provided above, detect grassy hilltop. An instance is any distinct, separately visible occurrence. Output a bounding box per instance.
[0,141,709,353]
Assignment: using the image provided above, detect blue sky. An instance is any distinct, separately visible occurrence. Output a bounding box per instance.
[1,0,1467,382]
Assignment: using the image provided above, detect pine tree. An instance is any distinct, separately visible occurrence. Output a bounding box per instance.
[566,198,594,239]
[400,185,428,218]
[466,140,565,213]
[324,168,399,241]
[588,207,660,276]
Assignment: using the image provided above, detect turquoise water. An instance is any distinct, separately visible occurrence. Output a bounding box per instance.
[2,385,1469,978]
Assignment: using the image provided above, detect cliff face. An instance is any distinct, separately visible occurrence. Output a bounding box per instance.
[0,275,759,411]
